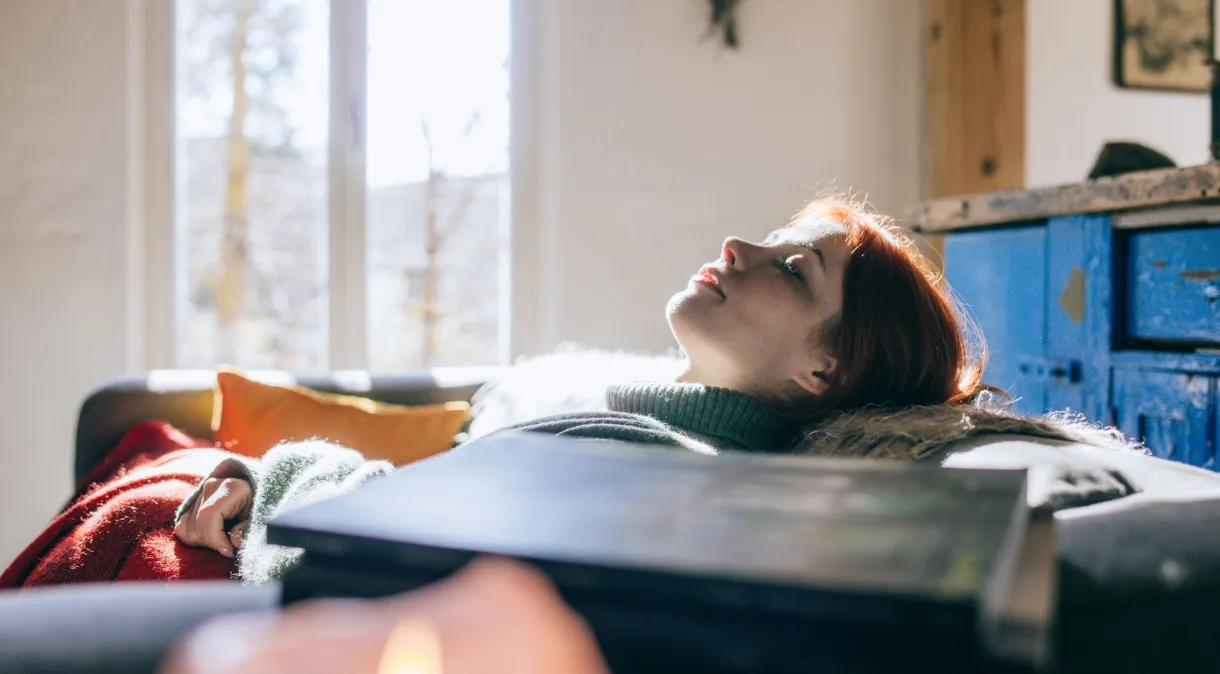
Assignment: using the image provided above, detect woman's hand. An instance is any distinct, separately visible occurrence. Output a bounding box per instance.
[173,476,252,558]
[161,557,609,674]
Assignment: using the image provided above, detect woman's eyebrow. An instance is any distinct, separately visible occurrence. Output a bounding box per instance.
[801,244,826,270]
[766,233,825,271]
[785,240,825,271]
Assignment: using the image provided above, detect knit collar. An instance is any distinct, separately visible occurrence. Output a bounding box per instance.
[605,382,800,453]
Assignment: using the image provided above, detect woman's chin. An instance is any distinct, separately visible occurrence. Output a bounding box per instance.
[666,287,704,324]
[665,287,690,316]
[667,291,717,346]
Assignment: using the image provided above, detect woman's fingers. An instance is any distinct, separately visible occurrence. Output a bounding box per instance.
[229,519,250,549]
[173,477,218,549]
[175,477,252,558]
[196,478,252,557]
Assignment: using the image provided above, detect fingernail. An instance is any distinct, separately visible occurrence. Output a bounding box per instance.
[220,548,233,558]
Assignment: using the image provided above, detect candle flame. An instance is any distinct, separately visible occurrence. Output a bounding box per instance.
[377,619,442,674]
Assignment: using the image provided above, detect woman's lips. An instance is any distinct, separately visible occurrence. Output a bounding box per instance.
[693,266,726,299]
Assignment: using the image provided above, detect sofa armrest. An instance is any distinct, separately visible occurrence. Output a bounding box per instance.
[75,368,499,486]
[1055,491,1220,672]
[0,581,279,674]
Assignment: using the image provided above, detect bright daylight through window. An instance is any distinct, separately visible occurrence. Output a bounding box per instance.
[175,0,510,373]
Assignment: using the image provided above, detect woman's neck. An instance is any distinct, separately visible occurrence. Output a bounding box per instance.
[676,363,781,403]
[676,362,727,388]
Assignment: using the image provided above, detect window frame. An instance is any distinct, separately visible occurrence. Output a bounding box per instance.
[329,0,368,369]
[132,0,177,370]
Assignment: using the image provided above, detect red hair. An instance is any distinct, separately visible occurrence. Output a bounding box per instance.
[792,195,992,419]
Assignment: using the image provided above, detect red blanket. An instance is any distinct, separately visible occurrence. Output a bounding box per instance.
[1,422,238,587]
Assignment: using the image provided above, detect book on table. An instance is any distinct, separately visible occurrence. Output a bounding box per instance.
[268,432,1055,673]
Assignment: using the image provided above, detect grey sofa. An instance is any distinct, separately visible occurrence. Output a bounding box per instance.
[2,371,1220,673]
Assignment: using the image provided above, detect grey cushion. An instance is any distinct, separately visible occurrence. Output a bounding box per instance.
[0,582,278,674]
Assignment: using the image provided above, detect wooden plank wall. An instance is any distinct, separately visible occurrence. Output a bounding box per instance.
[919,0,1026,269]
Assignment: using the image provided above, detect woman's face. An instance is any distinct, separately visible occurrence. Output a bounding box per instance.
[667,217,851,402]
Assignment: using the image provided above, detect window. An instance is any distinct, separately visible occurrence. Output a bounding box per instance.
[176,0,330,371]
[172,0,509,373]
[364,0,510,371]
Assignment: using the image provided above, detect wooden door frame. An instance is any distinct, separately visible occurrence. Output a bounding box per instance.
[922,0,1026,200]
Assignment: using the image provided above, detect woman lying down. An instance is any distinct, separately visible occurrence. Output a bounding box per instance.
[174,194,1191,584]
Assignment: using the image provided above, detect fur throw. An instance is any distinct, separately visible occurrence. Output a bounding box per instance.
[797,396,1158,511]
[798,392,1150,461]
[468,344,686,439]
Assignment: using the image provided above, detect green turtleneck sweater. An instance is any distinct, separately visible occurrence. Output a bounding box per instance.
[508,383,801,453]
[177,383,797,584]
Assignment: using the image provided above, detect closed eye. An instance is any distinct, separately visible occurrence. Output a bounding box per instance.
[779,255,805,281]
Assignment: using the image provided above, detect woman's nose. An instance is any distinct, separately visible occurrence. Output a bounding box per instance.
[722,237,745,269]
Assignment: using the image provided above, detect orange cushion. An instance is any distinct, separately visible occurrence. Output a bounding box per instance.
[213,371,470,466]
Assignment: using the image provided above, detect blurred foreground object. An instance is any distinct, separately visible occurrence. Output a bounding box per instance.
[160,558,609,674]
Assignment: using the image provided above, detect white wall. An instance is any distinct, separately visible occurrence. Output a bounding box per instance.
[1027,0,1212,187]
[0,1,136,564]
[512,0,922,356]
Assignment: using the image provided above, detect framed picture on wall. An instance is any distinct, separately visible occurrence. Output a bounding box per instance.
[1114,0,1215,92]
